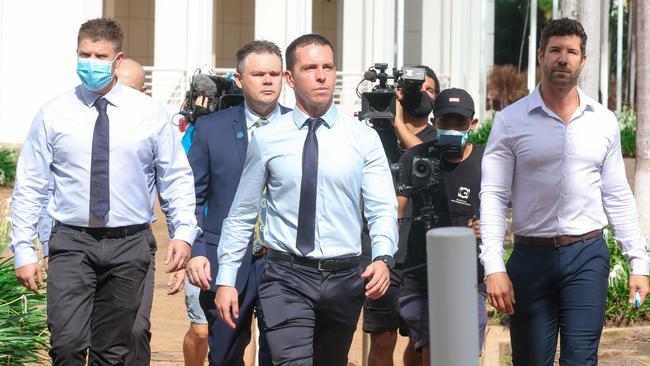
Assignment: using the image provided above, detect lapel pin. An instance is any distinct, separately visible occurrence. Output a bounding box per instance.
[236,131,244,140]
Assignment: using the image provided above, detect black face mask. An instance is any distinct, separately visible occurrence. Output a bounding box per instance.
[400,91,435,119]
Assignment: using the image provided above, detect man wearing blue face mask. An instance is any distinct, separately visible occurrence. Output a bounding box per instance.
[395,88,486,365]
[10,18,197,365]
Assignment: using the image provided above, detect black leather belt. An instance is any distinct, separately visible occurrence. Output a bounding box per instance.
[514,229,602,248]
[267,249,360,272]
[55,221,150,239]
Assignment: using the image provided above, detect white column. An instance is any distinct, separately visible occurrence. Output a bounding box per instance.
[153,0,212,113]
[363,0,396,68]
[421,0,490,114]
[600,0,610,106]
[256,0,313,107]
[527,0,537,93]
[0,0,101,144]
[427,227,479,366]
[186,0,214,72]
[616,0,624,112]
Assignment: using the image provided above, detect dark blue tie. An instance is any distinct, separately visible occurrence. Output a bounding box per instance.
[89,97,110,220]
[296,118,323,256]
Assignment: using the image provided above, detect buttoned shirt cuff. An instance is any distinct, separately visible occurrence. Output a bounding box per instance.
[12,246,39,269]
[371,238,396,261]
[629,258,650,276]
[215,266,238,288]
[483,255,507,277]
[171,225,197,247]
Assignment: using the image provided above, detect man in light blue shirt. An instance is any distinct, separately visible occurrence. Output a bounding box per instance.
[214,34,398,365]
[10,18,197,365]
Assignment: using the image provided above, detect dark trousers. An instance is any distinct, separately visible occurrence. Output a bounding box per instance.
[46,226,152,366]
[507,235,609,366]
[259,257,365,366]
[125,251,156,366]
[200,254,271,366]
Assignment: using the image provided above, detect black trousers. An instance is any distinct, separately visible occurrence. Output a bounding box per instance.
[46,225,152,366]
[507,235,609,366]
[258,256,365,366]
[125,250,156,366]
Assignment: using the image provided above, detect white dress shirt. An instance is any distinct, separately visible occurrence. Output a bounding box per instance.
[216,104,398,287]
[480,86,650,276]
[11,81,198,268]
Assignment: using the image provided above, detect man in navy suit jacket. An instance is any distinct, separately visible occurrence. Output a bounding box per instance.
[186,40,290,366]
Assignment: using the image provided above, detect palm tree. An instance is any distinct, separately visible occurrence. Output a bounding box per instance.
[635,0,650,237]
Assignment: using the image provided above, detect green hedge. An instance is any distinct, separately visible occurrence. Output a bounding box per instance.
[0,147,18,187]
[0,200,49,365]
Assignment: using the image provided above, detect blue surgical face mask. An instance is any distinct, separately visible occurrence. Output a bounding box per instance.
[76,55,118,91]
[436,128,470,146]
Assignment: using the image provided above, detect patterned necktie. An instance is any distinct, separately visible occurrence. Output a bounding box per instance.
[89,98,110,220]
[296,118,324,256]
[252,116,270,256]
[254,117,270,128]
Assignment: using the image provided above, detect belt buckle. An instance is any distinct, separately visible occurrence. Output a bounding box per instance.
[553,236,561,248]
[317,260,325,271]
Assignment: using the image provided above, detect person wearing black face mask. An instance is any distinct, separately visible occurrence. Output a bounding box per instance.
[362,65,440,366]
[396,88,487,365]
[391,65,440,152]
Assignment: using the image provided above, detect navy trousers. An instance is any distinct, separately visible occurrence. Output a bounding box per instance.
[507,234,609,366]
[199,254,271,366]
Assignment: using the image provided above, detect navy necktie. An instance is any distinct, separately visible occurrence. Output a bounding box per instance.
[296,118,324,256]
[89,97,110,220]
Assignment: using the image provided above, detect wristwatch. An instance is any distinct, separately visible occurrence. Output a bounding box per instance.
[373,255,395,270]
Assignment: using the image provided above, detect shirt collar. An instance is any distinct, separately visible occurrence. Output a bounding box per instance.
[527,83,595,115]
[244,102,282,129]
[292,103,337,130]
[79,79,123,108]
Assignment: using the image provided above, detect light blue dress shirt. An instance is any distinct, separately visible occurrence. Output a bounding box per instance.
[216,104,398,287]
[10,81,198,268]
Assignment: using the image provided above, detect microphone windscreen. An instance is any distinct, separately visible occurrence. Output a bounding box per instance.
[192,74,217,97]
[364,70,377,82]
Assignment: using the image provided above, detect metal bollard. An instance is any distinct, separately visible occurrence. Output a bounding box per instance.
[426,227,479,366]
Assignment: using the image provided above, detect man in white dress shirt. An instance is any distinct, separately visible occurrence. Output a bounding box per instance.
[11,18,197,365]
[480,18,649,366]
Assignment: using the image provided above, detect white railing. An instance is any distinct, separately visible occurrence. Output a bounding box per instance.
[143,67,373,119]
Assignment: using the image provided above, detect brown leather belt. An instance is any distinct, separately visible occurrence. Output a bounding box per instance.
[514,229,602,248]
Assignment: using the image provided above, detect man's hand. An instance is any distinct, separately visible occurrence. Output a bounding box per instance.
[167,270,185,295]
[44,256,49,272]
[361,261,390,299]
[15,263,43,294]
[629,275,649,308]
[468,218,481,238]
[215,285,239,329]
[486,272,515,315]
[165,239,191,273]
[186,256,212,290]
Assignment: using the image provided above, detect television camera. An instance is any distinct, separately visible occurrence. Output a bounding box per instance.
[178,70,245,124]
[356,63,427,163]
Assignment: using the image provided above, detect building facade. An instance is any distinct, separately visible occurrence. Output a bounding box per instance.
[0,0,494,144]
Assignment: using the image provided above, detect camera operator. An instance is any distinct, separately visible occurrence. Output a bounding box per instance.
[363,65,439,366]
[392,65,439,151]
[396,88,486,366]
